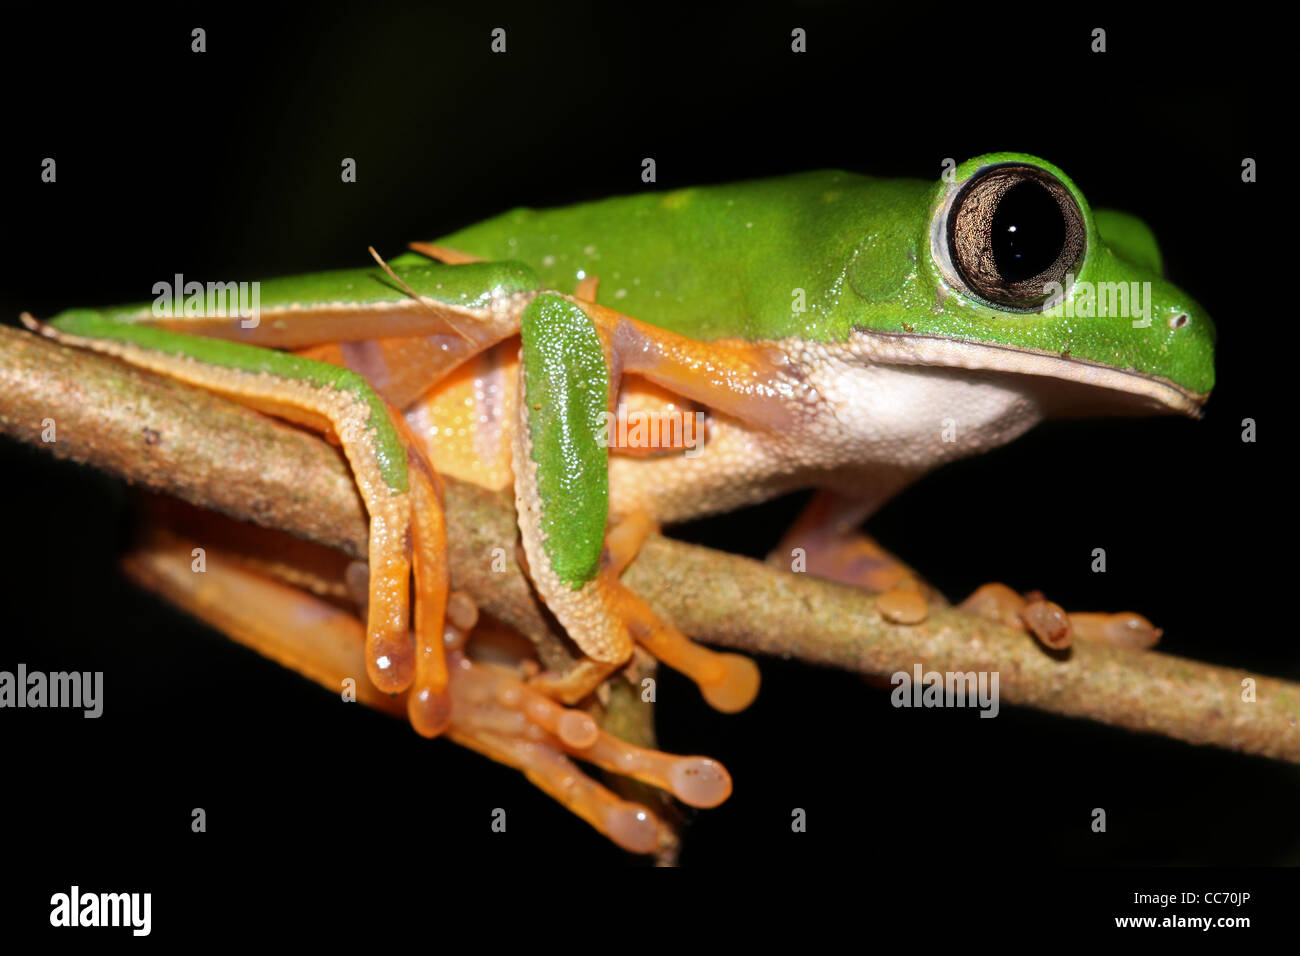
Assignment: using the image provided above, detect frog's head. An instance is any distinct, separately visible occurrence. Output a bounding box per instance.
[895,152,1214,417]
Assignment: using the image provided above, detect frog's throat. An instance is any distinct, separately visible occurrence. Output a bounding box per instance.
[844,330,1207,419]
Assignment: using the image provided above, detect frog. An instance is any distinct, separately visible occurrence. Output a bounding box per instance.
[22,151,1214,851]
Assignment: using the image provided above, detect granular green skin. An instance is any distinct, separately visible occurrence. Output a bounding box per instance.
[44,262,546,496]
[437,159,1214,394]
[519,294,610,589]
[47,311,410,493]
[92,261,540,321]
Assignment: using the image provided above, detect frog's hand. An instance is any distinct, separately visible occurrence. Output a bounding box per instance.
[23,312,453,736]
[512,293,763,711]
[960,583,1162,652]
[120,521,730,855]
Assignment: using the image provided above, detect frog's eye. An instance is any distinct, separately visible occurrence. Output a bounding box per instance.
[947,164,1086,310]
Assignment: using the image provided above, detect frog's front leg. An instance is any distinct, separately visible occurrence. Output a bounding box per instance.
[773,490,936,596]
[512,293,767,711]
[777,490,1161,651]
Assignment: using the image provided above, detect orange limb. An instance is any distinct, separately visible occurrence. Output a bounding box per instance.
[773,490,933,594]
[580,299,798,430]
[958,582,1164,651]
[26,316,429,699]
[613,584,760,713]
[530,510,760,713]
[605,377,708,458]
[405,448,452,737]
[603,511,657,576]
[960,583,1070,649]
[121,521,729,854]
[1067,612,1162,650]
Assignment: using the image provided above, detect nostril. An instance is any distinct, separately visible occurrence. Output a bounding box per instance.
[1169,313,1189,329]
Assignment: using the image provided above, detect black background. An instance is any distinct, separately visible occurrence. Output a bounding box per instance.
[0,0,1291,933]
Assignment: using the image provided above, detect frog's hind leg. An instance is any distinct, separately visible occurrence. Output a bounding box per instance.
[25,315,453,730]
[121,517,729,855]
[512,293,765,711]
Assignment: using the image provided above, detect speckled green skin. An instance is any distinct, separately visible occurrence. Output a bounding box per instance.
[43,262,542,494]
[519,294,610,588]
[41,154,1215,573]
[430,153,1215,394]
[43,312,411,492]
[60,262,540,324]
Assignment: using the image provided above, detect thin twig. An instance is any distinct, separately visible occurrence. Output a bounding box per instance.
[2,325,1296,763]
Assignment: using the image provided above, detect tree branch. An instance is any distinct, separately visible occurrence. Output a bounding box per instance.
[3,325,1296,763]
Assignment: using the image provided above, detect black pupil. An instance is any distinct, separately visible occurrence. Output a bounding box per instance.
[990,180,1065,283]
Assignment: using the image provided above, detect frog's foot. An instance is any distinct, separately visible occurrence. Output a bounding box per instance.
[524,511,761,713]
[959,582,1161,651]
[443,622,732,855]
[770,490,936,596]
[121,528,728,854]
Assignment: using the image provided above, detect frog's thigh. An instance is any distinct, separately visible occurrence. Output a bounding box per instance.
[514,294,759,711]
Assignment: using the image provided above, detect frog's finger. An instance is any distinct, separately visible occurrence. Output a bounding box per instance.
[437,641,679,854]
[1066,612,1162,650]
[958,582,1077,651]
[405,441,452,737]
[454,726,666,855]
[554,723,733,810]
[946,575,1159,652]
[25,312,424,696]
[442,638,731,807]
[466,661,730,806]
[609,583,760,713]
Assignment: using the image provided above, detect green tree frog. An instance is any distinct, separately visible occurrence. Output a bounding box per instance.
[22,152,1214,851]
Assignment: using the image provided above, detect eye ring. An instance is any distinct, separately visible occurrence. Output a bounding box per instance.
[946,164,1087,310]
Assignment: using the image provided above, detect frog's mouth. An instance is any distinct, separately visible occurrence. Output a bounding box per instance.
[852,330,1208,418]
